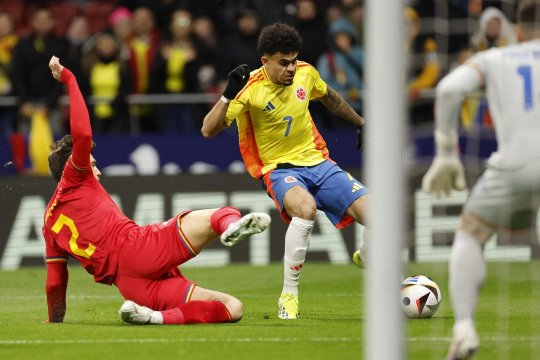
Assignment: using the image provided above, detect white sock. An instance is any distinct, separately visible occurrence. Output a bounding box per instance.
[359,228,369,261]
[282,217,314,296]
[449,230,486,321]
[150,311,164,325]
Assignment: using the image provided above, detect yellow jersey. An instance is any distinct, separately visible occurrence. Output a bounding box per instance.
[225,62,331,179]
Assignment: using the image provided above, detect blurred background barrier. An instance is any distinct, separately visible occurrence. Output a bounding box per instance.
[0,112,498,176]
[1,169,538,270]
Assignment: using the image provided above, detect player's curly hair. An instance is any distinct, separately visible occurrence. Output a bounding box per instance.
[48,135,96,183]
[257,23,302,55]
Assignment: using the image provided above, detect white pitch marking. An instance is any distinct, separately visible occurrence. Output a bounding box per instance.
[1,336,539,346]
[0,293,362,301]
[408,336,540,342]
[0,337,359,345]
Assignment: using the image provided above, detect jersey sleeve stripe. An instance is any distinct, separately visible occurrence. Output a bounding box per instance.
[235,73,264,99]
[46,256,68,263]
[238,113,265,178]
[309,115,331,160]
[70,156,88,171]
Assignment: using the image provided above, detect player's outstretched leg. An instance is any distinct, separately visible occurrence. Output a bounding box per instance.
[446,318,479,360]
[119,300,163,325]
[220,213,271,247]
[120,299,236,325]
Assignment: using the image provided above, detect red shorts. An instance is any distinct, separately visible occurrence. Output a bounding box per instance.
[115,212,198,310]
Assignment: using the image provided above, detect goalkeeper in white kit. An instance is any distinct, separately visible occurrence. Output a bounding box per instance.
[422,1,540,359]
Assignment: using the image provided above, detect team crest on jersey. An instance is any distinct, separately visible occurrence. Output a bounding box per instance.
[284,176,298,183]
[296,87,307,101]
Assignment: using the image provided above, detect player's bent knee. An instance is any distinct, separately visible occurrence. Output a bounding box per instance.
[459,212,495,244]
[289,203,317,220]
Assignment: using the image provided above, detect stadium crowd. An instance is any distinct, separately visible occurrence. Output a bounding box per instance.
[0,0,521,173]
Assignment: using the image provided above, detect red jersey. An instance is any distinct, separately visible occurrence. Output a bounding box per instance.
[43,161,137,284]
[42,67,137,286]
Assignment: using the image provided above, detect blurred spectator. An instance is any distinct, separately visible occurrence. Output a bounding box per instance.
[65,15,90,80]
[345,0,363,45]
[119,0,180,31]
[325,0,362,33]
[11,7,67,131]
[0,11,18,136]
[293,0,327,66]
[191,16,220,96]
[448,46,474,72]
[10,7,68,174]
[192,15,218,49]
[406,6,440,96]
[461,7,517,131]
[470,7,517,52]
[217,9,261,89]
[316,17,363,128]
[150,9,213,133]
[108,6,133,61]
[81,33,131,133]
[128,6,160,132]
[405,6,441,124]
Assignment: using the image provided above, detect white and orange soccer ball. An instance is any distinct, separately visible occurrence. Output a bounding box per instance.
[401,275,441,319]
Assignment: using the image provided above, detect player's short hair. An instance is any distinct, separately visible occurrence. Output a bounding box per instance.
[48,135,96,183]
[518,0,539,33]
[257,23,302,55]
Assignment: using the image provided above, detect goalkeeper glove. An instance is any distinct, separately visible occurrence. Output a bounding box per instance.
[222,64,250,101]
[421,130,466,198]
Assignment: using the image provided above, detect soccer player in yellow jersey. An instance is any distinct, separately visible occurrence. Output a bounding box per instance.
[202,23,367,320]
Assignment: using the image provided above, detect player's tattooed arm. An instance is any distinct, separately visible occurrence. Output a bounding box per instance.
[320,86,365,127]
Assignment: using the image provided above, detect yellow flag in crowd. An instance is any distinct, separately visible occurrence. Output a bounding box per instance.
[28,110,53,175]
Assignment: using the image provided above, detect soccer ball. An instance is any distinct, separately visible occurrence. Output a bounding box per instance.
[401,275,441,319]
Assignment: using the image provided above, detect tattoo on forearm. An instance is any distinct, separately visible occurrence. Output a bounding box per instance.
[320,87,365,126]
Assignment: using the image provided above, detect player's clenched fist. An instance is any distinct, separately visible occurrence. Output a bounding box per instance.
[223,64,250,101]
[49,56,64,82]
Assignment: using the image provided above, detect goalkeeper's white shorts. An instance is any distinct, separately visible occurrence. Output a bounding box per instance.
[464,162,540,231]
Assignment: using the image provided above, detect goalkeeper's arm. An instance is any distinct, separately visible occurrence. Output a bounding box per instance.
[422,63,483,197]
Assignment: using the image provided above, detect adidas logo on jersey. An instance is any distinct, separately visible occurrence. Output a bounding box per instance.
[262,101,276,112]
[352,182,363,192]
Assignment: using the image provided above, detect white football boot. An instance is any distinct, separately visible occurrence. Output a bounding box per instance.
[447,318,479,360]
[220,213,271,247]
[119,300,162,325]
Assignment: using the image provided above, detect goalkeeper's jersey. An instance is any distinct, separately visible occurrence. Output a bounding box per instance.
[469,39,540,168]
[225,62,331,179]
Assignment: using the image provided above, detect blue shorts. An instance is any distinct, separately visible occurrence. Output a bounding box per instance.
[261,160,369,228]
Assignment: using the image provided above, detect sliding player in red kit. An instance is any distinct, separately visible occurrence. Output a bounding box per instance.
[42,56,271,325]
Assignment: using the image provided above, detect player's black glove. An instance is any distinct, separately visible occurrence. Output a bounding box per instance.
[222,64,250,101]
[356,125,363,151]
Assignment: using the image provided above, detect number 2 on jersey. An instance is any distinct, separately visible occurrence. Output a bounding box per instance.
[283,116,293,137]
[52,214,96,259]
[517,65,533,111]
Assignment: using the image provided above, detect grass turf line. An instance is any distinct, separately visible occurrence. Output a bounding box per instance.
[0,263,539,359]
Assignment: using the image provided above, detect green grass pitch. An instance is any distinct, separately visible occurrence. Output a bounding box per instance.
[1,262,539,359]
